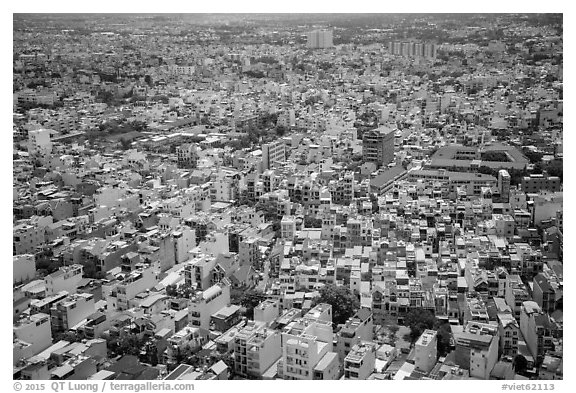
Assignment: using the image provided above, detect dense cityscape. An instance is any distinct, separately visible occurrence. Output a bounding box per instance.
[12,13,563,381]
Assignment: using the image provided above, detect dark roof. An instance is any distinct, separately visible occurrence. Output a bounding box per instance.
[491,361,514,379]
[196,348,212,358]
[165,364,193,380]
[550,310,563,323]
[534,313,553,330]
[214,253,236,274]
[231,264,255,284]
[356,307,373,322]
[106,355,139,374]
[534,273,553,293]
[547,260,563,278]
[115,367,159,380]
[485,299,499,321]
[370,165,407,188]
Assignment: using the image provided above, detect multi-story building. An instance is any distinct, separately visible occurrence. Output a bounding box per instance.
[254,299,281,325]
[239,237,259,268]
[408,170,498,197]
[498,169,511,202]
[336,309,374,361]
[27,128,53,157]
[210,170,240,202]
[389,41,436,58]
[13,254,36,284]
[165,326,208,365]
[107,265,159,311]
[13,313,52,365]
[454,322,499,379]
[312,351,340,380]
[362,126,395,167]
[188,282,231,330]
[185,254,218,290]
[497,313,519,358]
[519,301,555,366]
[344,341,377,380]
[521,174,561,194]
[504,274,530,320]
[176,144,199,169]
[44,264,83,296]
[262,140,286,170]
[281,216,297,241]
[278,304,334,380]
[13,216,52,255]
[50,293,95,332]
[414,329,438,373]
[532,272,562,314]
[233,321,282,379]
[307,29,333,49]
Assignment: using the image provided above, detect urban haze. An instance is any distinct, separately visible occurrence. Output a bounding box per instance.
[13,13,563,382]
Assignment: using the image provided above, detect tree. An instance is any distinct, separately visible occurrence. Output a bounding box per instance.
[96,90,116,105]
[404,308,436,343]
[234,289,267,319]
[315,284,359,327]
[545,159,563,181]
[369,193,380,213]
[523,150,543,165]
[245,70,265,78]
[508,168,528,186]
[513,354,528,375]
[130,120,148,132]
[303,216,322,228]
[120,137,131,150]
[109,333,146,357]
[166,284,178,298]
[481,151,509,162]
[532,162,544,174]
[478,166,497,176]
[255,201,278,221]
[435,322,453,357]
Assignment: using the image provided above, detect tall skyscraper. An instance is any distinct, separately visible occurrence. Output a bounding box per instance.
[307,29,333,49]
[362,126,395,167]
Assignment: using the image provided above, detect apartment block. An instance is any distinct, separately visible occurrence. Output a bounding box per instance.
[344,341,377,380]
[336,308,374,361]
[414,329,438,373]
[307,29,333,49]
[50,293,95,332]
[281,315,335,380]
[454,322,499,379]
[13,313,52,365]
[233,321,282,378]
[362,126,395,167]
[497,313,519,358]
[188,282,231,330]
[14,254,36,284]
[519,301,555,366]
[44,264,83,296]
